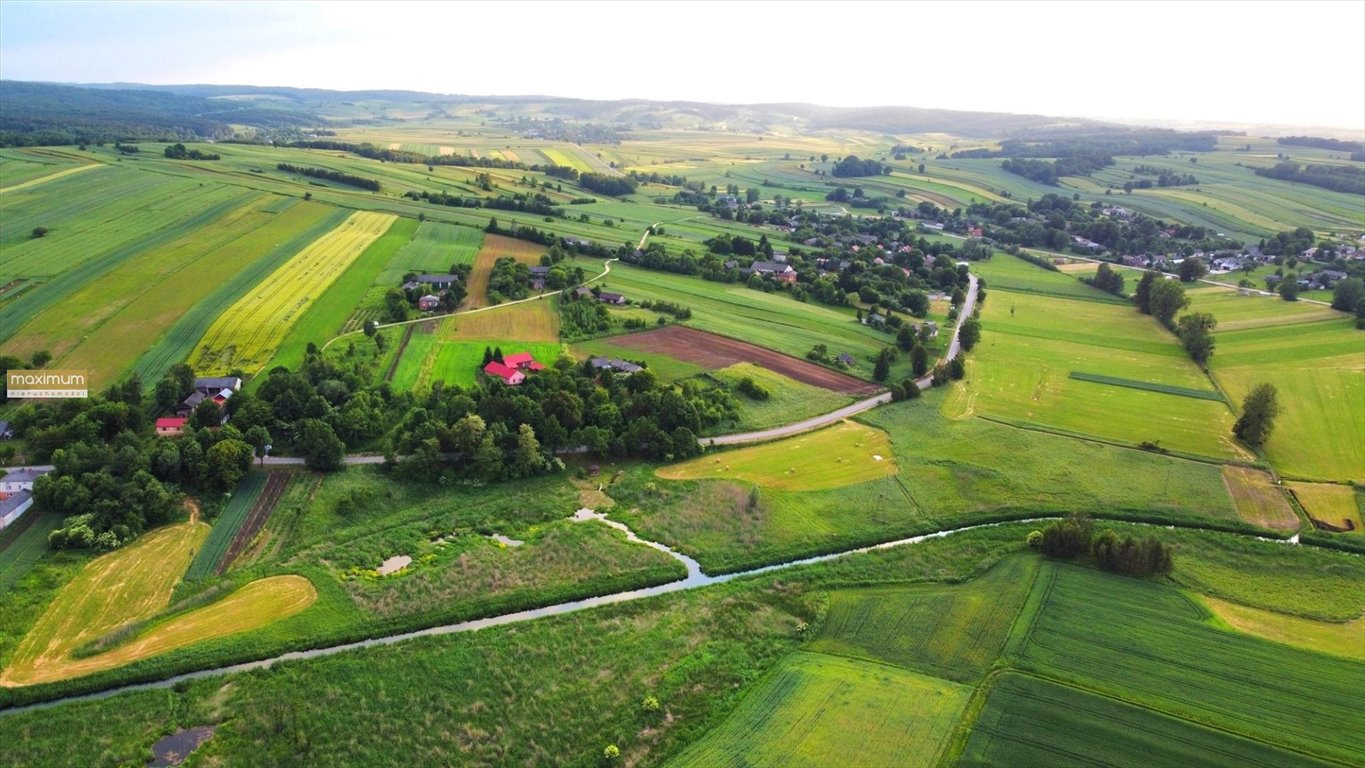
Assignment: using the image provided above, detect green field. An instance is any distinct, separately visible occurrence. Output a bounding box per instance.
[183,473,268,581]
[667,652,970,768]
[709,363,855,433]
[377,220,482,285]
[946,258,1247,461]
[0,514,62,593]
[397,339,564,389]
[961,672,1332,768]
[808,555,1037,682]
[970,252,1130,304]
[1186,286,1363,481]
[1012,563,1365,766]
[658,421,896,491]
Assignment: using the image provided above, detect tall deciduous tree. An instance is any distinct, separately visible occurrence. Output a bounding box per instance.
[1233,383,1281,448]
[1176,312,1217,366]
[1147,278,1189,328]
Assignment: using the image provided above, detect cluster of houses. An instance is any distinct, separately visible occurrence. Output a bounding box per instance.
[0,466,50,531]
[155,376,242,437]
[401,274,461,311]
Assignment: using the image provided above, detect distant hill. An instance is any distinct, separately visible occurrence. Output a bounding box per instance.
[0,81,322,145]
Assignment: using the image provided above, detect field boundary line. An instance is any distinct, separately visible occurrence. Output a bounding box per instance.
[972,414,1254,468]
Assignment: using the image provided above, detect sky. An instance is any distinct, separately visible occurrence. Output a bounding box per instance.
[2,0,1363,132]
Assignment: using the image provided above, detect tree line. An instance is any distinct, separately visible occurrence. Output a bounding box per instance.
[276,163,381,191]
[1027,513,1174,577]
[163,143,220,160]
[1253,162,1365,196]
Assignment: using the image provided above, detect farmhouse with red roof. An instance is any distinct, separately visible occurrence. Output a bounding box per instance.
[483,351,546,385]
[483,361,525,385]
[155,417,188,437]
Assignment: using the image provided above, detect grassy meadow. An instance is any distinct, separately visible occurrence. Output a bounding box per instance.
[1185,286,1363,482]
[708,363,855,433]
[668,652,970,768]
[658,421,896,491]
[948,256,1246,460]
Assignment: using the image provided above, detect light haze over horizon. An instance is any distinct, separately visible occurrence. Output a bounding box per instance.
[2,0,1363,133]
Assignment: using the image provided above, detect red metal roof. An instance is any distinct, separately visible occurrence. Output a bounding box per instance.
[503,352,535,368]
[155,417,188,429]
[483,361,522,382]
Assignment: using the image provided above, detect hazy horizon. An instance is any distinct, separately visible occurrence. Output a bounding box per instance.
[2,0,1364,134]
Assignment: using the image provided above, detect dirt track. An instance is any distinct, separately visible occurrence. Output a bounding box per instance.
[610,326,883,396]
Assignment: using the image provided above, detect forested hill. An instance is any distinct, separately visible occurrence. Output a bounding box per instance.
[0,81,321,146]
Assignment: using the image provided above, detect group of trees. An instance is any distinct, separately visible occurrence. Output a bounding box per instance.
[1133,271,1217,366]
[830,156,889,177]
[276,163,380,191]
[577,173,637,197]
[163,143,220,160]
[1085,263,1127,296]
[390,356,733,482]
[963,193,1235,258]
[1027,513,1173,577]
[405,189,563,217]
[486,257,533,304]
[1253,162,1365,196]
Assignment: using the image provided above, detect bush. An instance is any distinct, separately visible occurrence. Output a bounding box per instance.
[736,377,771,401]
[1026,530,1044,549]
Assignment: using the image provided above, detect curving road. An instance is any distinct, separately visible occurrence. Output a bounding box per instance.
[709,272,978,445]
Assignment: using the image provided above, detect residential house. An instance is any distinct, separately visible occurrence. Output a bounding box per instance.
[0,491,34,531]
[418,294,441,311]
[864,312,887,327]
[155,417,188,437]
[483,361,526,386]
[588,357,643,374]
[572,286,593,299]
[598,291,627,305]
[0,467,49,494]
[503,352,546,372]
[402,274,460,292]
[194,377,241,395]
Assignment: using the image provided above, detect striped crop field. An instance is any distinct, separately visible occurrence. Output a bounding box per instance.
[961,672,1329,768]
[463,234,547,308]
[808,556,1037,683]
[1013,562,1365,766]
[184,473,268,581]
[24,197,335,385]
[667,652,970,768]
[191,211,396,374]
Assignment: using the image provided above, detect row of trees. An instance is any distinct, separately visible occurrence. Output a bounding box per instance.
[1253,162,1365,196]
[276,163,380,191]
[163,143,219,160]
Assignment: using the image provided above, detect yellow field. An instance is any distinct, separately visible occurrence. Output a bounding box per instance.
[658,421,896,491]
[442,297,560,342]
[1,520,209,686]
[1220,466,1298,531]
[1,518,316,686]
[42,575,317,683]
[463,233,547,309]
[0,161,102,194]
[1204,596,1365,660]
[1288,482,1364,534]
[191,210,396,373]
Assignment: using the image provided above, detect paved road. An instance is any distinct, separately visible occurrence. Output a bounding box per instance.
[709,272,979,446]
